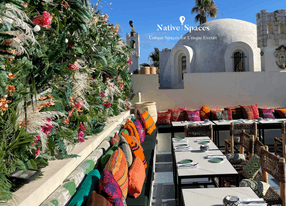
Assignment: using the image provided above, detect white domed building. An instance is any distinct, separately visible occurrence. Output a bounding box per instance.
[159,18,262,89]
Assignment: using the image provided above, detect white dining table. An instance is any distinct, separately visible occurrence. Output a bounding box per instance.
[182,187,266,206]
[172,136,238,206]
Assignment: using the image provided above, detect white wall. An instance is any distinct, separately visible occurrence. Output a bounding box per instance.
[131,72,286,111]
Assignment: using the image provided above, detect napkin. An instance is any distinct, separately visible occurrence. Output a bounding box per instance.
[206,155,226,159]
[175,146,192,152]
[239,198,266,205]
[177,164,199,169]
[173,138,188,142]
[196,139,210,143]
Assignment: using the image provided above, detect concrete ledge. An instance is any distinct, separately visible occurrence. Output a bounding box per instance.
[9,111,130,206]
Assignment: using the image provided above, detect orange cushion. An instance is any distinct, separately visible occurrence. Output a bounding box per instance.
[200,105,211,120]
[105,148,128,198]
[141,110,156,135]
[128,156,146,198]
[277,109,286,118]
[124,119,141,144]
[121,132,147,169]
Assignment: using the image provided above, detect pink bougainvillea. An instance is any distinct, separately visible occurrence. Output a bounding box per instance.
[78,131,85,142]
[35,147,41,156]
[68,60,79,70]
[41,124,54,135]
[103,102,111,108]
[79,122,86,131]
[73,102,82,111]
[21,2,28,8]
[33,11,53,29]
[100,92,105,98]
[32,136,40,146]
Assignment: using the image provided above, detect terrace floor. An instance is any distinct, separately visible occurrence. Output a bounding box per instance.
[151,131,281,206]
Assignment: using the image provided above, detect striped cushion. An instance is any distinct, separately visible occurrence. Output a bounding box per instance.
[251,104,259,119]
[133,119,145,143]
[137,110,146,130]
[200,105,211,120]
[128,156,146,198]
[157,111,171,125]
[98,169,124,206]
[105,148,128,198]
[119,134,133,167]
[168,107,186,122]
[141,110,156,135]
[121,132,147,169]
[124,119,141,144]
[100,142,119,170]
[277,109,286,118]
[110,132,120,146]
[241,105,255,119]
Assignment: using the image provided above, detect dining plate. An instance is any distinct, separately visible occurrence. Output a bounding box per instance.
[179,159,193,164]
[199,140,210,145]
[210,157,224,163]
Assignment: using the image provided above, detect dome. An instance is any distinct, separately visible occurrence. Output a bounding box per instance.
[173,18,260,73]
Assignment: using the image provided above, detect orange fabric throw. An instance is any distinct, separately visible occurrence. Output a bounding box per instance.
[128,156,146,198]
[200,105,211,120]
[105,148,129,198]
[124,119,141,144]
[141,111,156,135]
[277,109,286,118]
[121,132,147,169]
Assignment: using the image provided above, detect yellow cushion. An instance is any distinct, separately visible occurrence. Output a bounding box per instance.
[200,105,211,120]
[142,111,156,135]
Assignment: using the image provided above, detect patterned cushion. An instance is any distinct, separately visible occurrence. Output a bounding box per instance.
[110,132,120,146]
[241,154,260,179]
[200,105,211,120]
[133,119,145,143]
[251,104,259,119]
[239,179,270,198]
[225,153,246,164]
[142,110,156,135]
[98,169,124,206]
[119,134,133,167]
[85,191,112,206]
[121,132,147,169]
[211,109,231,120]
[137,110,146,130]
[276,109,286,118]
[225,106,243,119]
[124,119,141,144]
[168,107,186,122]
[128,156,146,198]
[157,111,171,125]
[100,142,119,170]
[68,170,101,206]
[105,148,128,198]
[259,108,275,118]
[241,105,255,119]
[185,110,201,121]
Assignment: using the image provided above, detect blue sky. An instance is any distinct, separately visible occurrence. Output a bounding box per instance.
[91,0,284,66]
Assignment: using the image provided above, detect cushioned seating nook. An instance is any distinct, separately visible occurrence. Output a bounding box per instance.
[41,112,157,206]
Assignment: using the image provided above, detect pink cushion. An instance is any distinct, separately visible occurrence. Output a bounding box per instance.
[241,105,255,119]
[251,104,259,119]
[185,110,201,121]
[133,119,145,143]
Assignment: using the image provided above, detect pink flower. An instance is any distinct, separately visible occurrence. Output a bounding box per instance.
[35,147,41,156]
[93,82,96,85]
[78,132,85,142]
[41,124,54,135]
[68,60,79,70]
[46,118,52,122]
[33,11,52,29]
[100,92,105,98]
[68,111,73,117]
[73,102,82,111]
[21,2,28,8]
[105,102,111,108]
[102,102,106,106]
[79,122,86,131]
[128,90,130,92]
